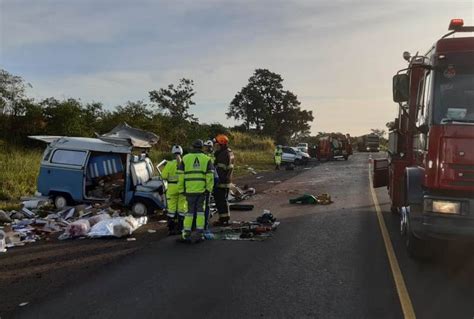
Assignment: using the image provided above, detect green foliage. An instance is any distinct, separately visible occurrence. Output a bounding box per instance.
[370,128,386,138]
[227,69,314,144]
[0,69,31,115]
[149,78,196,121]
[0,69,280,207]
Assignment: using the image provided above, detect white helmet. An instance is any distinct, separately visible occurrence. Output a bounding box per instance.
[204,140,213,147]
[171,145,183,155]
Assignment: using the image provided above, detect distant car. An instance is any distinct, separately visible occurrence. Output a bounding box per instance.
[292,147,310,164]
[281,146,300,164]
[281,146,309,165]
[296,143,309,153]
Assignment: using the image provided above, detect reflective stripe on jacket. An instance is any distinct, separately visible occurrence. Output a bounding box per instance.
[178,151,214,194]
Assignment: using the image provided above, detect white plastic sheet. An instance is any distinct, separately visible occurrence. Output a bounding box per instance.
[88,213,111,227]
[88,216,147,238]
[62,219,91,239]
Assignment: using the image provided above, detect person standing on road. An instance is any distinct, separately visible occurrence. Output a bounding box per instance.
[274,145,283,170]
[203,140,215,162]
[177,139,214,242]
[202,139,218,239]
[213,134,234,226]
[161,145,186,235]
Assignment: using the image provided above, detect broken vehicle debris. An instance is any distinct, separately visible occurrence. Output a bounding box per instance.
[212,211,280,241]
[0,200,151,252]
[29,123,166,216]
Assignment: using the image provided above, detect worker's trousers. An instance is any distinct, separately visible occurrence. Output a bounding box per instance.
[182,194,206,237]
[166,193,187,218]
[213,187,230,219]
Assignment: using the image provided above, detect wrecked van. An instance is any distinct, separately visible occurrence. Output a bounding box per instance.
[30,124,166,216]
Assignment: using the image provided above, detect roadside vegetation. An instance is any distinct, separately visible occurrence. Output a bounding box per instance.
[0,132,274,209]
[0,145,42,210]
[1,68,314,208]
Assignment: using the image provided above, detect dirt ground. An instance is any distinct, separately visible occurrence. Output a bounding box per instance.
[0,162,315,316]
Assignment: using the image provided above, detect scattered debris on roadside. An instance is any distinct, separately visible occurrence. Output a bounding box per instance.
[267,180,281,184]
[229,184,256,203]
[289,193,333,205]
[212,210,279,241]
[0,197,151,253]
[246,166,258,175]
[229,204,254,211]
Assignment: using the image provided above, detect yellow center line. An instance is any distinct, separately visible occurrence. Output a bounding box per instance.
[368,163,416,319]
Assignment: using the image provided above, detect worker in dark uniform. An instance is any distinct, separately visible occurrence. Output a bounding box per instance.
[213,134,234,226]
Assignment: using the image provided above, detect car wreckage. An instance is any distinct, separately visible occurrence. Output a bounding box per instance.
[29,123,166,216]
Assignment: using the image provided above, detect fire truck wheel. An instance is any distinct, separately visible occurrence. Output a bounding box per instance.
[404,217,432,260]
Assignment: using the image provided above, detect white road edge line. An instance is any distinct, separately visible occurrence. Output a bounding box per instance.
[368,162,416,319]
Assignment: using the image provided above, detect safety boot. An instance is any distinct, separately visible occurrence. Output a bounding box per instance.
[213,216,230,226]
[195,231,206,243]
[177,231,192,243]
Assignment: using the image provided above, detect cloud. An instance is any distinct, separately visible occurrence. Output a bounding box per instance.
[2,0,473,136]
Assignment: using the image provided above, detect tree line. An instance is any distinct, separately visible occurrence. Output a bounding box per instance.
[0,68,314,148]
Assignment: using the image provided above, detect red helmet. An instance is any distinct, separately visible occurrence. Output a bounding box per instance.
[215,134,229,145]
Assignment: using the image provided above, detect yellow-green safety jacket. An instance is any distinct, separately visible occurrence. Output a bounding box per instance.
[178,151,214,195]
[161,159,180,195]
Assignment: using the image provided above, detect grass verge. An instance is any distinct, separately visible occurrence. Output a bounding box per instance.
[0,146,274,209]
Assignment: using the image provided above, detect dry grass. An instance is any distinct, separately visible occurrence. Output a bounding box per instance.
[0,146,42,210]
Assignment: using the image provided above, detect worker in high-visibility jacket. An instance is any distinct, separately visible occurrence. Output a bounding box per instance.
[177,139,214,242]
[274,145,283,170]
[203,139,218,237]
[213,134,234,226]
[161,145,187,235]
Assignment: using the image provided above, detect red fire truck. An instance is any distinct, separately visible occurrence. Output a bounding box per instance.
[373,19,474,258]
[316,134,352,161]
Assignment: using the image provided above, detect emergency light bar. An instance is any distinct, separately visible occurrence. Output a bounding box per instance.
[449,19,464,30]
[448,18,474,32]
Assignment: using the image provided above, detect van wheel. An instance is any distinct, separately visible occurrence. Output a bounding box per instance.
[54,195,69,209]
[131,201,150,216]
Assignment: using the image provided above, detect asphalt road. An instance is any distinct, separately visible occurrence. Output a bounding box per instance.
[9,153,474,318]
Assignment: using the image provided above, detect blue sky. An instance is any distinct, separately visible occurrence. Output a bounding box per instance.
[1,0,473,135]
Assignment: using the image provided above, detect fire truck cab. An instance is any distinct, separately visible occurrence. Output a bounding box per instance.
[374,19,474,258]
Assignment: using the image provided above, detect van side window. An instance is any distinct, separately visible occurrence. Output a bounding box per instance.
[51,150,87,166]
